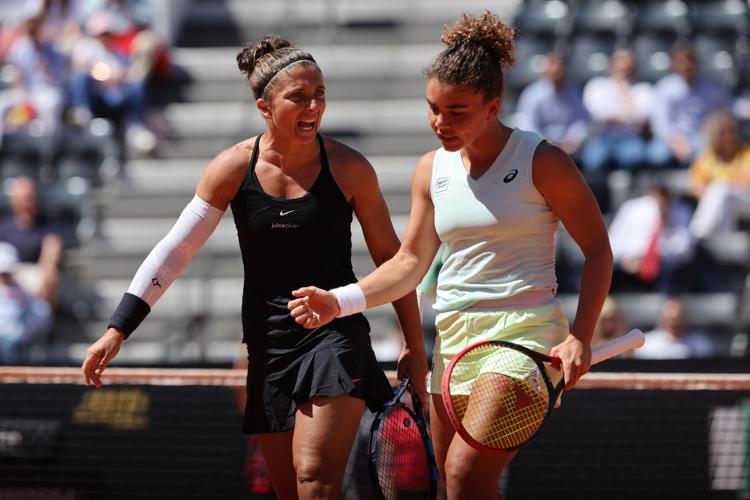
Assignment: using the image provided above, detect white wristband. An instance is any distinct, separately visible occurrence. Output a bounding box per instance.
[331,283,366,318]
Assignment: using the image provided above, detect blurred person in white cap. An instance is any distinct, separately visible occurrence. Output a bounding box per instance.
[0,241,52,365]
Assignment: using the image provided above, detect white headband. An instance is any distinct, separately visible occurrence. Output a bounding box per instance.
[261,59,319,96]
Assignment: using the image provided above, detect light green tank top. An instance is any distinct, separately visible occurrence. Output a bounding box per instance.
[430,128,559,313]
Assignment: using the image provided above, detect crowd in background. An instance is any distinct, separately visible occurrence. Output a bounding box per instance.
[0,0,173,364]
[516,44,745,173]
[505,34,750,359]
[0,0,171,153]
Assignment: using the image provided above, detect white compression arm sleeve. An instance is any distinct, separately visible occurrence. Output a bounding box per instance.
[126,194,224,307]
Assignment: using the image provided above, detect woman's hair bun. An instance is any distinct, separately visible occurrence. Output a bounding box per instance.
[441,11,516,70]
[237,34,292,77]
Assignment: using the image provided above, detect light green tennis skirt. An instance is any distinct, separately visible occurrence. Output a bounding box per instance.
[428,299,569,395]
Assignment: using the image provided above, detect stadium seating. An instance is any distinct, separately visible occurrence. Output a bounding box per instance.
[513,0,575,39]
[632,31,678,82]
[566,32,617,85]
[693,32,740,89]
[573,0,636,38]
[688,0,749,38]
[633,0,691,38]
[52,119,120,190]
[0,130,48,182]
[505,33,558,97]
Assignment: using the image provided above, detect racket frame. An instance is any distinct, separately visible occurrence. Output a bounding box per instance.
[441,340,562,454]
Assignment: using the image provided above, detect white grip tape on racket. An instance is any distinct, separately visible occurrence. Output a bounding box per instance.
[548,329,645,396]
[591,329,645,365]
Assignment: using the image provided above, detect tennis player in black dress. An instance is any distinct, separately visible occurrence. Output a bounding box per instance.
[81,35,428,500]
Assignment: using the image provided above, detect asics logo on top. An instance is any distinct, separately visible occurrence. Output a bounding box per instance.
[279,209,296,216]
[503,169,518,183]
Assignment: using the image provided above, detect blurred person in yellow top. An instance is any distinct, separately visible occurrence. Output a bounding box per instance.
[689,110,750,239]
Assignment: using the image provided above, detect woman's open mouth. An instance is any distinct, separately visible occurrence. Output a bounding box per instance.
[298,120,316,131]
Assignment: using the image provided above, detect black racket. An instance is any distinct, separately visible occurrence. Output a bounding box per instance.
[368,376,438,500]
[442,329,645,453]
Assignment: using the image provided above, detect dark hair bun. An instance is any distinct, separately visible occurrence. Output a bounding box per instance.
[237,35,292,77]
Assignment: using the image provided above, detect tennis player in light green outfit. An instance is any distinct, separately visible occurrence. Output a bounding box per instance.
[289,11,612,499]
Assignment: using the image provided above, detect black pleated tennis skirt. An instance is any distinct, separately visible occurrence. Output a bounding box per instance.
[242,314,392,434]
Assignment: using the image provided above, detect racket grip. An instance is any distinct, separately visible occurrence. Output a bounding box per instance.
[591,329,645,365]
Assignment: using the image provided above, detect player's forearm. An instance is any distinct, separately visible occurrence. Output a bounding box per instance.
[359,250,427,310]
[570,246,613,345]
[109,195,223,338]
[367,238,426,352]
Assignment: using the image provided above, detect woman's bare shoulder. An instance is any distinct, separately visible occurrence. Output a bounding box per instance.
[321,135,368,169]
[196,137,256,208]
[213,137,256,172]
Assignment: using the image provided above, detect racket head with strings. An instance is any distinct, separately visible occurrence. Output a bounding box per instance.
[368,376,438,500]
[441,329,646,454]
[441,340,561,454]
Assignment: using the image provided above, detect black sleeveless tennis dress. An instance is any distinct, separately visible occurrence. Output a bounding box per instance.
[230,134,392,434]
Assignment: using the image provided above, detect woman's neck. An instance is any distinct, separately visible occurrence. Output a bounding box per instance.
[461,122,513,171]
[259,131,319,172]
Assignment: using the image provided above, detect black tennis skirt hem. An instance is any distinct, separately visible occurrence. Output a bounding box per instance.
[243,334,392,435]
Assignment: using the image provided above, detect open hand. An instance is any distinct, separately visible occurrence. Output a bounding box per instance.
[288,286,340,328]
[81,328,124,388]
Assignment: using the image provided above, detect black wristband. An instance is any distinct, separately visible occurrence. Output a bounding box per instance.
[108,293,151,339]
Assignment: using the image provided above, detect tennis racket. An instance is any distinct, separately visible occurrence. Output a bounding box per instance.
[368,376,438,500]
[441,329,645,453]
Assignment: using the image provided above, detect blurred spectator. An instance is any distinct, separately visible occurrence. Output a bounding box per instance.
[0,2,32,61]
[608,185,694,295]
[648,42,733,169]
[688,110,750,239]
[0,65,37,134]
[516,52,590,157]
[0,23,17,63]
[22,0,83,53]
[4,14,68,135]
[68,8,159,155]
[591,296,630,349]
[0,242,53,365]
[634,298,713,359]
[77,1,172,85]
[0,176,62,306]
[581,49,653,172]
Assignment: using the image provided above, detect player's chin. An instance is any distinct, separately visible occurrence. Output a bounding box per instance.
[436,133,463,151]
